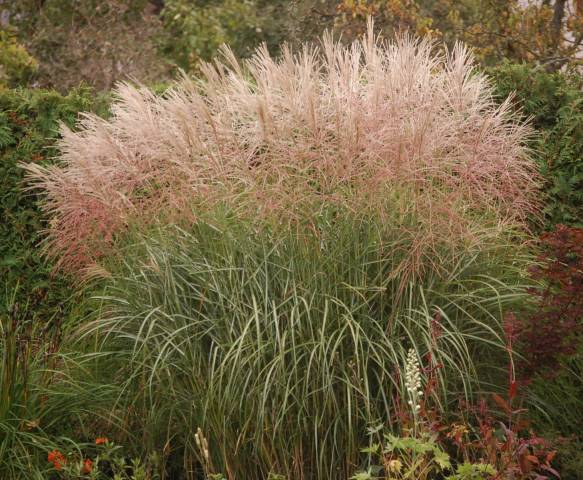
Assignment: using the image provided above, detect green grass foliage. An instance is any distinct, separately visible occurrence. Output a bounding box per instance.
[80,208,532,479]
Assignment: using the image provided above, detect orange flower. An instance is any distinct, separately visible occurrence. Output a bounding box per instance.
[82,458,93,474]
[95,437,109,445]
[47,449,66,470]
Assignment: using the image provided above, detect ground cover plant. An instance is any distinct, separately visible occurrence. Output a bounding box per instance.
[13,24,560,479]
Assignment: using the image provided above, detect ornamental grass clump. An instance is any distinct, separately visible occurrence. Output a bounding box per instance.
[24,23,538,274]
[85,214,532,479]
[22,25,542,480]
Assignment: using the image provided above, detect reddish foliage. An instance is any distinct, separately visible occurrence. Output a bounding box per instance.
[452,390,559,480]
[390,328,559,479]
[515,225,583,379]
[472,397,559,480]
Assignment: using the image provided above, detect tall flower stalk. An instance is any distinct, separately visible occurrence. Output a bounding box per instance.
[404,348,424,434]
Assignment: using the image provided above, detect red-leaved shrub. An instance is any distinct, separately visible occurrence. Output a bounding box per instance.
[515,225,583,379]
[24,25,539,274]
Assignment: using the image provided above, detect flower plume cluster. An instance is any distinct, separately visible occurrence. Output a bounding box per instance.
[24,24,539,273]
[405,348,424,414]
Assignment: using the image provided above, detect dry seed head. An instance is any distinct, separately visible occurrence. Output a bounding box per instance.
[23,24,539,274]
[195,427,203,447]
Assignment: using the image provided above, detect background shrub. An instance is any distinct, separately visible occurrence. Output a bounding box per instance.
[490,63,583,228]
[0,31,37,89]
[160,0,290,70]
[3,0,171,92]
[0,87,109,326]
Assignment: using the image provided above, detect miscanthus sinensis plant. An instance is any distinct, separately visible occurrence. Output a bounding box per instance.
[83,214,532,480]
[24,23,538,274]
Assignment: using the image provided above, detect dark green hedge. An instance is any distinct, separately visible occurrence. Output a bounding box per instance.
[489,63,583,228]
[0,87,109,323]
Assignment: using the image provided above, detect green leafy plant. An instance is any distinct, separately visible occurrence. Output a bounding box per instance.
[353,343,560,480]
[445,463,496,480]
[354,433,451,480]
[0,30,37,88]
[160,0,287,70]
[0,86,109,329]
[352,349,495,480]
[490,63,583,228]
[46,437,160,479]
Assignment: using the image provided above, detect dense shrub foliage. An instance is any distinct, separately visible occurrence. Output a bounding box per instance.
[160,0,290,70]
[490,63,583,228]
[0,87,109,324]
[0,31,37,89]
